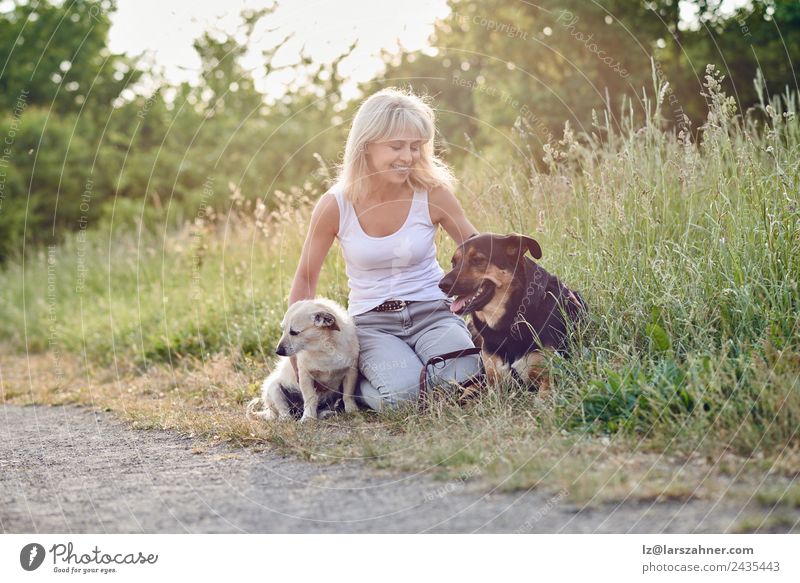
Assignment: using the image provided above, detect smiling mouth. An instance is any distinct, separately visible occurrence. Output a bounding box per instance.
[449,281,494,315]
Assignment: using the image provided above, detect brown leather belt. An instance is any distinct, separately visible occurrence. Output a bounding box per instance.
[372,299,413,312]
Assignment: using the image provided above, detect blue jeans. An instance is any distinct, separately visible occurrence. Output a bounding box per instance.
[353,298,481,410]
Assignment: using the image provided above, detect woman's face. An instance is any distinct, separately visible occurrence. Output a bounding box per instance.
[365,130,425,187]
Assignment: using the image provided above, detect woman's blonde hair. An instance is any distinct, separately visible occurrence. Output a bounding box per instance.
[337,87,455,203]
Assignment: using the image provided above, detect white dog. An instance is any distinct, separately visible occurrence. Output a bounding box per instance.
[247,298,360,422]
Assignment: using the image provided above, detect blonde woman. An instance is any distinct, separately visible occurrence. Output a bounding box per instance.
[288,88,481,410]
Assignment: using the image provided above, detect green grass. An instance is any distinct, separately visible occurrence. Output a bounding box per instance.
[1,65,799,501]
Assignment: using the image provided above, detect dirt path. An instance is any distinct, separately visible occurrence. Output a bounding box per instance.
[2,404,791,533]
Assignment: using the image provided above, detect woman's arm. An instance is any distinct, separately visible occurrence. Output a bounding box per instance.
[288,191,339,304]
[286,191,338,377]
[429,186,479,245]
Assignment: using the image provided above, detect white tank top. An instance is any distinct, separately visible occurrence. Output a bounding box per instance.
[331,182,447,316]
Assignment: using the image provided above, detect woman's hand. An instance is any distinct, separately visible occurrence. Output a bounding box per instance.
[428,186,479,245]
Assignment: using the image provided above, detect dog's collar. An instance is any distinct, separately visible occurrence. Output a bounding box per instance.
[509,267,549,339]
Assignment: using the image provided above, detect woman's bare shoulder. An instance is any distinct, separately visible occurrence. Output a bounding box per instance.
[428,185,455,198]
[427,185,456,224]
[311,189,340,236]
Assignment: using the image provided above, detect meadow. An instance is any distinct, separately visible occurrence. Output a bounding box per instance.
[1,67,798,515]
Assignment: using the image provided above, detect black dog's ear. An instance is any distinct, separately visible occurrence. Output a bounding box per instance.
[313,311,340,331]
[502,234,542,261]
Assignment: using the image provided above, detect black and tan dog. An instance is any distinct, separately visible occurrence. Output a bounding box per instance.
[439,233,585,391]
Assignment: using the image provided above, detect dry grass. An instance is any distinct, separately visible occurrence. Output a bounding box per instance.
[3,348,797,508]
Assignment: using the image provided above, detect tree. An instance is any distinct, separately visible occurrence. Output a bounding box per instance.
[0,0,141,116]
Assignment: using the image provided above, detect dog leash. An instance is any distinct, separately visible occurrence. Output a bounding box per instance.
[418,347,483,409]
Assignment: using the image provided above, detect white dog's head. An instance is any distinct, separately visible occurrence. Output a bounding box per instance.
[275,299,347,357]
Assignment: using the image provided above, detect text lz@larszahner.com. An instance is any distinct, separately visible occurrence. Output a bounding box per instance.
[49,542,158,573]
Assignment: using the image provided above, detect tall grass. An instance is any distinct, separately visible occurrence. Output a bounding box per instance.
[459,64,800,455]
[1,65,798,459]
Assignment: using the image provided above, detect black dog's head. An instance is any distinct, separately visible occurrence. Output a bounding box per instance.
[439,233,542,316]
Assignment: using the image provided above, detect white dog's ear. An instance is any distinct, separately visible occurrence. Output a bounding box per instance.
[313,311,340,331]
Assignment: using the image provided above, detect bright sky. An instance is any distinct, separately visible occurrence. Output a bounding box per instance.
[106,0,752,102]
[108,0,451,100]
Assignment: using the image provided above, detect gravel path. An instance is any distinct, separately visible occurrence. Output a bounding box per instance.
[0,404,789,533]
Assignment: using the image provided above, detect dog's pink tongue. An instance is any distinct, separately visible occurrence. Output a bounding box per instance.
[450,296,467,313]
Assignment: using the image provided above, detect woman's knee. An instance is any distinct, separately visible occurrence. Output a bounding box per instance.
[436,353,482,383]
[421,352,482,394]
[359,359,422,409]
[413,313,482,384]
